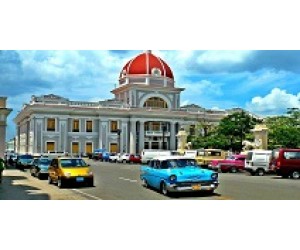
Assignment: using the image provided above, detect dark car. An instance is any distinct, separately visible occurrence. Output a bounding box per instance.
[16,154,34,170]
[30,158,51,179]
[129,154,142,164]
[270,148,300,179]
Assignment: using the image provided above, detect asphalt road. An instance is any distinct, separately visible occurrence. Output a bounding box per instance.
[73,159,300,200]
[1,159,300,200]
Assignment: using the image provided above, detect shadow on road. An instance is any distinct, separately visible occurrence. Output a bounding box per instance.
[0,175,50,200]
[144,185,221,199]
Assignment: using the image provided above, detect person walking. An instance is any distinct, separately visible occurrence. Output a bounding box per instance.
[0,157,6,183]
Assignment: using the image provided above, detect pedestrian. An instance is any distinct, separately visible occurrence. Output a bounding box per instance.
[0,157,6,184]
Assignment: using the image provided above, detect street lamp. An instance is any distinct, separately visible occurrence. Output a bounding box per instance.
[116,129,122,153]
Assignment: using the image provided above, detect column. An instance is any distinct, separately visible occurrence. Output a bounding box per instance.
[130,119,136,154]
[99,119,109,150]
[139,121,145,153]
[98,119,102,149]
[59,118,68,153]
[170,121,176,150]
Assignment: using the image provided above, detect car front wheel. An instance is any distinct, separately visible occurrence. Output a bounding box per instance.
[230,167,237,173]
[48,175,52,184]
[256,169,265,176]
[57,178,64,188]
[161,182,169,196]
[142,178,148,188]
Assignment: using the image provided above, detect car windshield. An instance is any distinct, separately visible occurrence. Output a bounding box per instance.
[39,159,51,165]
[60,159,87,168]
[160,159,199,169]
[226,156,235,160]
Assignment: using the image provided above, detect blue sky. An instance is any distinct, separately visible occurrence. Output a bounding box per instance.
[1,50,300,140]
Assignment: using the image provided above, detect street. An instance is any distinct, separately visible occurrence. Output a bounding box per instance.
[1,159,300,200]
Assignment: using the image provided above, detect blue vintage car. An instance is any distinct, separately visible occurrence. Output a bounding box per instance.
[140,156,219,196]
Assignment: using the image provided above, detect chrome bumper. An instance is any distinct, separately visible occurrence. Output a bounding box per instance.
[167,181,219,192]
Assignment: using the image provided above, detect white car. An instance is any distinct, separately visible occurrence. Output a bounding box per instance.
[109,153,120,163]
[117,153,130,163]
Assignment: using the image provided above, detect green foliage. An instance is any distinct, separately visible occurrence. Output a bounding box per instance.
[265,108,300,148]
[191,111,258,151]
[190,109,299,151]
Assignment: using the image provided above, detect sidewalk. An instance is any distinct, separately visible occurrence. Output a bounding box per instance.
[0,168,88,200]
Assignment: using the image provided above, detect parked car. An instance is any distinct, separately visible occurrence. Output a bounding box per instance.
[30,158,51,179]
[244,150,272,176]
[140,155,219,196]
[117,153,130,163]
[209,154,246,173]
[102,151,110,162]
[270,148,300,179]
[48,157,94,188]
[16,154,34,170]
[92,149,106,161]
[109,153,120,163]
[129,154,142,164]
[195,149,227,167]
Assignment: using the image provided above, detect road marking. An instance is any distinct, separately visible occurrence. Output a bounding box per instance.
[71,189,102,200]
[119,177,138,183]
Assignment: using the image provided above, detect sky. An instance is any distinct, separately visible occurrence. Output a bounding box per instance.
[1,50,300,140]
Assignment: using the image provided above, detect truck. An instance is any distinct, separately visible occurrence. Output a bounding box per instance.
[141,150,172,164]
[244,150,272,176]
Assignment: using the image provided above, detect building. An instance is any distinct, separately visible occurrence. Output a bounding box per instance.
[14,50,233,155]
[0,97,12,158]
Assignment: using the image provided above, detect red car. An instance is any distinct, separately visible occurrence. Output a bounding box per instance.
[209,154,246,173]
[129,154,142,164]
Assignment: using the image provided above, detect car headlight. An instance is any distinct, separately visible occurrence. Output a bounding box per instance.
[211,173,218,180]
[65,172,71,177]
[88,171,93,176]
[169,175,177,182]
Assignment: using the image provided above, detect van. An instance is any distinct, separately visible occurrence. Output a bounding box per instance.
[245,150,272,176]
[141,150,172,164]
[195,149,226,167]
[270,148,300,179]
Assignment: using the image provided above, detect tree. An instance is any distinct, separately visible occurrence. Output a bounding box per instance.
[217,111,258,151]
[266,108,300,149]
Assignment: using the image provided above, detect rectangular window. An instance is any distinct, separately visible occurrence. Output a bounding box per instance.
[110,121,118,133]
[72,142,79,154]
[47,118,56,131]
[86,120,93,132]
[152,122,160,131]
[284,152,300,160]
[46,142,55,152]
[73,119,80,132]
[110,143,118,153]
[85,142,93,154]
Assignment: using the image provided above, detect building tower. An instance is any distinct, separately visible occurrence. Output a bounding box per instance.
[0,97,12,158]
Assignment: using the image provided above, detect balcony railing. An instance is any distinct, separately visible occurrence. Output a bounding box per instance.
[145,130,170,137]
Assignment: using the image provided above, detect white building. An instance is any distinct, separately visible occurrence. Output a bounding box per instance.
[0,97,12,158]
[14,50,232,155]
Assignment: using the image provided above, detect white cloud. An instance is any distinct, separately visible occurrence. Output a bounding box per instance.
[197,50,251,64]
[246,88,300,115]
[181,80,223,97]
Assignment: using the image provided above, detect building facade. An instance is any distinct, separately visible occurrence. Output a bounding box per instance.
[14,51,233,155]
[0,97,12,158]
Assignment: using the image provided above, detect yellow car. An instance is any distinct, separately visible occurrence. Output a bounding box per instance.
[195,149,227,167]
[48,157,94,188]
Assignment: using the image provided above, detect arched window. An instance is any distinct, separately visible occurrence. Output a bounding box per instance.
[143,97,168,109]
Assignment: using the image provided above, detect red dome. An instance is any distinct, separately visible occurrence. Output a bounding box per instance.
[120,51,174,79]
